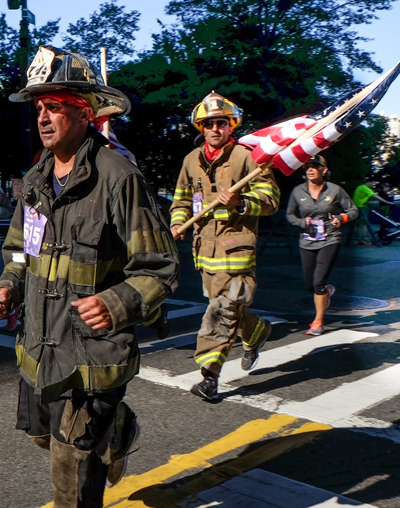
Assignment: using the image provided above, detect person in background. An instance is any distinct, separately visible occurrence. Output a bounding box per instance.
[286,155,358,335]
[170,92,280,401]
[349,179,394,245]
[0,46,179,508]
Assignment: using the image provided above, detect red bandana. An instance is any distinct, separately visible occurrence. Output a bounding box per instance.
[33,92,109,126]
[205,137,235,162]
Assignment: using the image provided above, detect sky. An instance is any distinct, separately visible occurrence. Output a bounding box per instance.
[3,0,400,118]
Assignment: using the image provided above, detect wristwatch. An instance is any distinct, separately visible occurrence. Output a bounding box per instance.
[236,197,246,214]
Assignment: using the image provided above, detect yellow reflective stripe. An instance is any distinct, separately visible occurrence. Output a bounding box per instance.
[124,275,167,313]
[54,255,69,280]
[171,210,190,224]
[28,253,125,285]
[201,205,213,218]
[143,306,161,327]
[250,182,281,202]
[16,345,139,392]
[69,258,121,285]
[16,345,39,382]
[27,253,52,279]
[242,318,265,347]
[49,258,58,282]
[3,225,24,249]
[194,253,256,271]
[196,351,226,369]
[243,191,262,216]
[127,230,176,257]
[2,261,26,278]
[213,208,230,220]
[173,188,193,201]
[69,260,96,286]
[76,354,139,390]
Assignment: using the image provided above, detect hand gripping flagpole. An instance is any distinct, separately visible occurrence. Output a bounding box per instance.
[100,47,110,143]
[176,63,399,235]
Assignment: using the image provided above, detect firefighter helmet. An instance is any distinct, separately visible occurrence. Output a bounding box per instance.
[9,46,130,118]
[191,91,243,132]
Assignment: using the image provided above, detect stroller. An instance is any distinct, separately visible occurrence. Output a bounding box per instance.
[370,208,400,245]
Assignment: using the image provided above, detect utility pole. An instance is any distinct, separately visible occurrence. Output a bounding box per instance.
[8,0,35,178]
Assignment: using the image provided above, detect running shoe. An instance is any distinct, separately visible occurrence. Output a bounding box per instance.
[190,376,218,401]
[325,285,336,309]
[306,320,324,336]
[241,319,272,371]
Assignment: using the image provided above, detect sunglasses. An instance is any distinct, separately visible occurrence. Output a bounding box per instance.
[201,119,229,129]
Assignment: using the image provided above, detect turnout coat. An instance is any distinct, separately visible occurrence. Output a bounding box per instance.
[0,129,179,403]
[170,141,280,274]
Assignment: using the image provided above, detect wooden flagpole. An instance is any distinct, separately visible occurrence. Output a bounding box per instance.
[177,64,399,235]
[100,47,110,142]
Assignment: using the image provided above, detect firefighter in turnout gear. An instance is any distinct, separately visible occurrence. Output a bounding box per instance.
[170,92,280,401]
[0,46,179,507]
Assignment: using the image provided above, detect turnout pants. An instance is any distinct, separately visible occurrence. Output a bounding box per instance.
[17,378,126,508]
[194,270,267,377]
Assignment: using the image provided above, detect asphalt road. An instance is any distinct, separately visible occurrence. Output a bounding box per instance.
[1,233,399,508]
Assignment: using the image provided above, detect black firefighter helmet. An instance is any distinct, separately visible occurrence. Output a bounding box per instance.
[9,45,131,118]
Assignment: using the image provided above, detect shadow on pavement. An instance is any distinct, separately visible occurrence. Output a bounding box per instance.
[227,341,400,396]
[122,425,400,507]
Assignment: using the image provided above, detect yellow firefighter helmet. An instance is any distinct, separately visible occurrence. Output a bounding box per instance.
[191,91,243,131]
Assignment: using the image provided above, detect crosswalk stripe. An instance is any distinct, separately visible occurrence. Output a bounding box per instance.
[138,329,378,388]
[219,329,378,383]
[138,329,400,442]
[279,363,400,443]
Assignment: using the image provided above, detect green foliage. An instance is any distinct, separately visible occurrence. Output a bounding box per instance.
[110,0,398,192]
[30,21,60,59]
[61,0,140,71]
[0,0,399,192]
[0,13,19,92]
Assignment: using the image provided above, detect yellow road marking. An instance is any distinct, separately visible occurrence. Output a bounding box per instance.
[40,415,331,508]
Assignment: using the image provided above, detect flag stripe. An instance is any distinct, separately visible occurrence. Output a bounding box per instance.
[239,61,400,174]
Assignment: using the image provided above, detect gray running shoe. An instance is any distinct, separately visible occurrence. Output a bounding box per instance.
[190,376,218,401]
[241,319,272,371]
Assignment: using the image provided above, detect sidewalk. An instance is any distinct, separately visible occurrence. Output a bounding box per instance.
[178,469,375,507]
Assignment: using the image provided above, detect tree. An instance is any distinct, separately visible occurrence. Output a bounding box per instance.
[373,118,400,190]
[158,0,396,119]
[0,13,60,182]
[0,13,60,94]
[62,0,140,71]
[110,0,397,193]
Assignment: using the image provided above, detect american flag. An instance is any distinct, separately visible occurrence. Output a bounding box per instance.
[99,124,137,165]
[239,61,400,176]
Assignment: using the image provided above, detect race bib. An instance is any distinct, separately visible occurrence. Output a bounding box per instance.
[23,206,47,257]
[303,219,326,241]
[193,192,203,214]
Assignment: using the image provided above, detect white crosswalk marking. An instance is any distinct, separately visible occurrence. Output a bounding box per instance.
[279,364,400,442]
[138,327,400,443]
[139,329,377,389]
[4,300,398,443]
